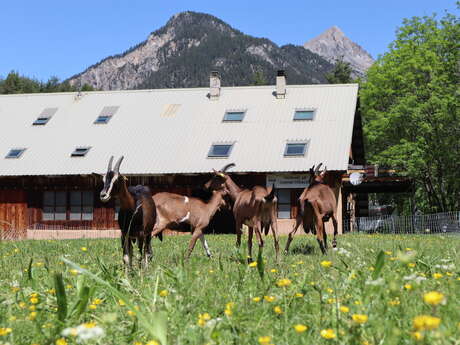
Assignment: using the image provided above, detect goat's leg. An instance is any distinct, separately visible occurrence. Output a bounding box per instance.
[285,215,302,254]
[254,223,264,252]
[137,236,145,268]
[270,218,280,262]
[199,233,212,258]
[331,213,338,248]
[121,232,132,267]
[248,226,254,262]
[323,221,328,250]
[235,220,243,248]
[186,228,202,260]
[146,234,153,262]
[312,205,326,255]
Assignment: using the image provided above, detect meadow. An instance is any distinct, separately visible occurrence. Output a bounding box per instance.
[0,234,459,345]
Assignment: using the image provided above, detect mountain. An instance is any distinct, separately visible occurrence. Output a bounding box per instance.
[68,12,334,90]
[304,26,374,76]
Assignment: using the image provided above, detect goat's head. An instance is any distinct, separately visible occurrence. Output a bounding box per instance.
[214,187,229,210]
[205,163,235,190]
[308,163,327,185]
[98,156,125,203]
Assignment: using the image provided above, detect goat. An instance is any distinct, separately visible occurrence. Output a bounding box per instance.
[97,156,158,268]
[206,163,280,261]
[284,163,338,255]
[150,188,227,259]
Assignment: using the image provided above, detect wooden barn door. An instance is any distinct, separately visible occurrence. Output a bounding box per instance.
[0,190,27,239]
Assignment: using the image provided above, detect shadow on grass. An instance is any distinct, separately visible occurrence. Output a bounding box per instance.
[290,243,316,255]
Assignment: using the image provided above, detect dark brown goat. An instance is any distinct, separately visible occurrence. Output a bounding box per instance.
[284,164,338,255]
[151,188,227,259]
[206,163,280,261]
[98,156,157,267]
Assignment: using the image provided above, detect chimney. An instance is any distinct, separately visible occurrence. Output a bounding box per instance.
[276,70,286,99]
[209,71,221,100]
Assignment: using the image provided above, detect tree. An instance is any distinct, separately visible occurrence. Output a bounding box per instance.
[360,11,460,212]
[326,58,353,84]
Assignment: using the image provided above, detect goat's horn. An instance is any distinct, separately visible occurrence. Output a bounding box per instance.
[114,156,124,175]
[107,156,114,173]
[221,163,236,173]
[314,163,323,175]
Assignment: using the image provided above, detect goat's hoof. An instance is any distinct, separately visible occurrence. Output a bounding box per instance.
[332,240,337,248]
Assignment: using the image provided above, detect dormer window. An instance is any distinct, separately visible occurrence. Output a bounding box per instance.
[71,147,91,157]
[284,142,308,157]
[223,110,245,122]
[33,107,58,126]
[293,109,315,121]
[94,106,119,124]
[208,143,234,158]
[6,148,26,159]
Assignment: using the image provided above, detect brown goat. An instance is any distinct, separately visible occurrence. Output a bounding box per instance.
[206,163,280,261]
[284,164,338,255]
[151,189,227,259]
[98,156,157,268]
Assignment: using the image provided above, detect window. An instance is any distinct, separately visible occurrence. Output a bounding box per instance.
[293,110,315,121]
[71,147,91,157]
[43,191,67,220]
[223,111,245,122]
[33,107,57,126]
[5,148,26,159]
[276,189,291,219]
[43,191,94,221]
[70,191,94,220]
[94,106,119,124]
[208,143,234,158]
[284,143,307,157]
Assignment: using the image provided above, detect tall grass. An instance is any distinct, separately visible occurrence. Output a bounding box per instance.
[0,234,459,344]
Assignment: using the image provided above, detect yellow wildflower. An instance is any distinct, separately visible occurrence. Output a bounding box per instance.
[81,247,88,251]
[404,284,412,290]
[273,306,283,314]
[118,299,126,306]
[276,278,292,287]
[411,332,423,341]
[127,310,136,317]
[11,286,20,293]
[270,268,277,273]
[446,272,453,276]
[320,328,336,339]
[30,297,39,304]
[29,305,36,311]
[89,304,97,310]
[384,251,392,255]
[320,261,333,268]
[264,296,276,302]
[252,297,261,302]
[295,292,304,298]
[339,305,349,313]
[56,338,68,345]
[83,322,96,328]
[29,311,37,320]
[159,289,169,297]
[352,314,368,324]
[294,324,308,333]
[432,273,443,279]
[249,261,257,267]
[354,300,362,305]
[423,291,445,306]
[18,301,26,309]
[146,341,160,345]
[0,328,12,336]
[407,263,416,268]
[47,288,56,295]
[258,336,272,344]
[93,298,103,305]
[413,315,441,331]
[69,269,79,276]
[388,298,400,306]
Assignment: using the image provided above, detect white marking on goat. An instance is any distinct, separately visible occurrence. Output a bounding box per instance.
[184,196,189,203]
[199,234,212,257]
[179,211,190,223]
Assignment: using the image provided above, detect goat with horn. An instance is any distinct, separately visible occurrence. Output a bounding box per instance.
[150,187,228,259]
[96,156,158,268]
[205,163,280,261]
[284,163,338,255]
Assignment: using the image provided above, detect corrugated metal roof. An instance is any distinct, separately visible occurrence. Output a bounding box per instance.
[0,84,358,176]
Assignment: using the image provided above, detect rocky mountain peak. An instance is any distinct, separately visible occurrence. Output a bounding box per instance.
[304,26,374,76]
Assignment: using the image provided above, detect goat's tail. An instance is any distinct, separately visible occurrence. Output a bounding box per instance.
[263,184,276,202]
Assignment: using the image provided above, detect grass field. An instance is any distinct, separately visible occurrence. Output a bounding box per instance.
[0,234,459,345]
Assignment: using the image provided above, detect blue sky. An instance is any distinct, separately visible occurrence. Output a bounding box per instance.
[0,0,457,81]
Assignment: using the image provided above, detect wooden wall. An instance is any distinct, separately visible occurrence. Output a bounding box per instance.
[0,190,27,238]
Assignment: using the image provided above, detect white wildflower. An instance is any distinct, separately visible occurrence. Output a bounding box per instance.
[336,247,351,257]
[62,323,105,343]
[403,273,427,284]
[365,277,385,286]
[434,264,455,271]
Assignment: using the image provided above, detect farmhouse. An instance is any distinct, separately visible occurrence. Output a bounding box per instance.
[0,71,372,238]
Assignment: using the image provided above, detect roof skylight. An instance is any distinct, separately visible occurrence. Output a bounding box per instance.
[71,147,91,157]
[5,148,26,159]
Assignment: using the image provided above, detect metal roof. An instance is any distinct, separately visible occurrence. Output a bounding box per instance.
[0,84,358,176]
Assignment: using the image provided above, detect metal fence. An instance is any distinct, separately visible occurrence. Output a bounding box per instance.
[344,211,460,234]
